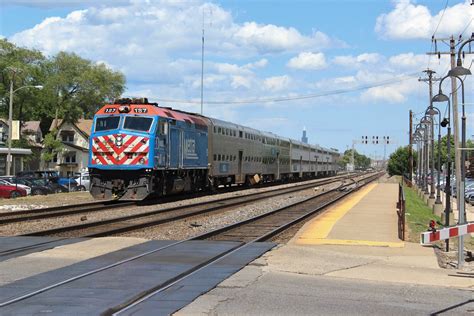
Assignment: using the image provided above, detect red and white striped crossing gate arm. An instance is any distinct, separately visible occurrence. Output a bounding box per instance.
[420,222,474,245]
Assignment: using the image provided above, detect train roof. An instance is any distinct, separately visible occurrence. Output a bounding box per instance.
[96,102,208,127]
[95,99,340,155]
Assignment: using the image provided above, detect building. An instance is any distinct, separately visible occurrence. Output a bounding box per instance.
[301,127,308,144]
[48,119,93,177]
[0,118,33,176]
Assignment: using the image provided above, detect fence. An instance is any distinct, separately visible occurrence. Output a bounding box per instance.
[397,183,406,240]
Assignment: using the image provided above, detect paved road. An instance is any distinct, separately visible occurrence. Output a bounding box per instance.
[178,266,473,315]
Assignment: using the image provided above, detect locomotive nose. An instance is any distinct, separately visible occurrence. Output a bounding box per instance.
[91,133,150,166]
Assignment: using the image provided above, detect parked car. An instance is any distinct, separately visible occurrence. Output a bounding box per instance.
[3,177,52,195]
[73,172,90,191]
[16,170,77,189]
[0,184,27,199]
[0,179,31,195]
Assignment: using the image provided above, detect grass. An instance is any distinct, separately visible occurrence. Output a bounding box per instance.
[404,186,441,243]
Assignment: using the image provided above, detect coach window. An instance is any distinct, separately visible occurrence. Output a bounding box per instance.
[95,116,121,131]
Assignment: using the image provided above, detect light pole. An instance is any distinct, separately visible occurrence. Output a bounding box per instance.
[420,116,433,197]
[6,77,43,176]
[447,35,472,267]
[415,124,427,192]
[432,91,451,252]
[426,106,443,213]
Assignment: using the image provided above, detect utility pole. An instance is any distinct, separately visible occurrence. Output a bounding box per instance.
[428,35,474,264]
[418,69,440,207]
[427,36,473,224]
[200,22,204,115]
[409,110,413,182]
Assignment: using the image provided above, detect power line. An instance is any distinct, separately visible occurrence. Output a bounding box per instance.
[156,72,419,105]
[427,0,450,69]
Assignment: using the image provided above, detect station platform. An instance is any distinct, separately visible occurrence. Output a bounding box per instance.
[179,178,474,315]
[295,182,404,247]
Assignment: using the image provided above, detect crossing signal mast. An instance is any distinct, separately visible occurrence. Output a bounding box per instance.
[358,135,394,169]
[349,136,394,171]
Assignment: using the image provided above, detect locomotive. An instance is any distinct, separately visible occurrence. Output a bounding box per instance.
[88,98,339,200]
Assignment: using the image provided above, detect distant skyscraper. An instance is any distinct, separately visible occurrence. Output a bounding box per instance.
[302,127,308,144]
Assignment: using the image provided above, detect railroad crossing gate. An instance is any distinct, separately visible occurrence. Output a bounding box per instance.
[420,222,474,245]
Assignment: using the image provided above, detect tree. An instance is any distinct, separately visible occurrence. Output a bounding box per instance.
[39,51,126,132]
[338,149,371,170]
[41,131,63,169]
[387,146,417,176]
[0,39,45,124]
[1,40,126,136]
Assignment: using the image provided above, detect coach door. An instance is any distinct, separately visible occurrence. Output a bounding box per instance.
[237,150,243,183]
[169,126,181,168]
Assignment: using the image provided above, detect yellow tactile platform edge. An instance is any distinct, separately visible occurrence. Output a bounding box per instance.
[295,183,405,248]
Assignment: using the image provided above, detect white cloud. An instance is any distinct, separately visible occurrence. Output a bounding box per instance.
[234,22,339,54]
[360,76,419,104]
[375,0,473,39]
[231,75,252,89]
[10,1,341,61]
[388,53,428,69]
[243,58,268,69]
[263,75,292,91]
[333,76,357,84]
[287,52,327,70]
[333,53,382,68]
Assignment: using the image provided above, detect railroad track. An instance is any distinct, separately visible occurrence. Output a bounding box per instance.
[0,174,351,225]
[0,172,382,312]
[105,171,384,315]
[195,172,381,243]
[20,174,357,237]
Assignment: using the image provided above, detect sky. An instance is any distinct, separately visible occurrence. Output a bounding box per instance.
[1,0,473,159]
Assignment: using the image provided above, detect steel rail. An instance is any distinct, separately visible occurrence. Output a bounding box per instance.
[1,174,349,225]
[105,172,382,315]
[21,176,352,237]
[0,172,379,309]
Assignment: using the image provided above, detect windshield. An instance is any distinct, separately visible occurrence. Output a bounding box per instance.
[95,116,121,132]
[123,116,153,132]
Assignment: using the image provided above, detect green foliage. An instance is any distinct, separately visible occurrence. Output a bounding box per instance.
[404,186,441,243]
[338,149,371,169]
[387,146,416,176]
[0,39,126,135]
[41,131,63,168]
[430,135,474,170]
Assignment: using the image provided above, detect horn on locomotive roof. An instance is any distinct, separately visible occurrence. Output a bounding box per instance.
[112,97,158,106]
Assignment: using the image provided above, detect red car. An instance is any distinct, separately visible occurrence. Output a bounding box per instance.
[0,184,27,199]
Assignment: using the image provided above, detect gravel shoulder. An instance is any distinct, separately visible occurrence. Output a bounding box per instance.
[0,177,348,236]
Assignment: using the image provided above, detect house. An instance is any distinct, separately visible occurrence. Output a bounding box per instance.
[22,121,43,146]
[20,121,43,171]
[48,119,93,177]
[0,118,33,176]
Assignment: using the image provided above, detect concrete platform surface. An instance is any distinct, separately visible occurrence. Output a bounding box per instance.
[179,181,474,315]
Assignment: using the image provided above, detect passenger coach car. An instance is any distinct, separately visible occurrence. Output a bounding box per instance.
[88,98,339,200]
